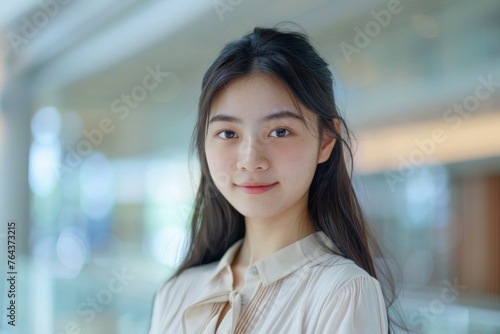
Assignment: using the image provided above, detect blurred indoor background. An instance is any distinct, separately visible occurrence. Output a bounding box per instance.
[0,0,499,333]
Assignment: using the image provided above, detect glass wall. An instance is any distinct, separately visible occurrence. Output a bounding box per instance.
[1,0,499,333]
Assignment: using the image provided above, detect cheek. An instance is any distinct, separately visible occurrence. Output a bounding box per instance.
[205,148,219,171]
[205,146,234,187]
[272,142,318,181]
[275,140,318,165]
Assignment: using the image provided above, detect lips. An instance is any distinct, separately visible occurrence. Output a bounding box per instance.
[236,182,278,194]
[237,182,277,187]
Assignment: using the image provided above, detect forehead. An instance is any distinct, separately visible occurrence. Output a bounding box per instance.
[211,73,298,116]
[209,73,317,127]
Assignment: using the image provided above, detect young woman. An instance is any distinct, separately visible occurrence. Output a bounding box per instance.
[149,26,403,334]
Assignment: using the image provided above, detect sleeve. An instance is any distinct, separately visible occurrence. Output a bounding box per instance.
[316,275,388,334]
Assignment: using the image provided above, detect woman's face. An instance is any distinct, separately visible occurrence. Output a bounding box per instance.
[205,73,334,220]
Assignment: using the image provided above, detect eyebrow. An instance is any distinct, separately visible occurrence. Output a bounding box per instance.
[208,110,303,124]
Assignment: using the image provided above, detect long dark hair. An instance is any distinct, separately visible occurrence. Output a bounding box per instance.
[171,24,406,333]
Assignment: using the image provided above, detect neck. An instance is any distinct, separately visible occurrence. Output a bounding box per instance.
[233,205,316,267]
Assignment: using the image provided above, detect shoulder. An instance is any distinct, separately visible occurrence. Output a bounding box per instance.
[149,262,218,331]
[309,252,381,294]
[306,253,386,317]
[309,254,388,333]
[154,261,218,304]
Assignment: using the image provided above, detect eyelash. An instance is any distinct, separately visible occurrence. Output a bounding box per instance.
[216,128,291,139]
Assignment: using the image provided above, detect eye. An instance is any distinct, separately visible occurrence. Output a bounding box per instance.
[270,128,290,138]
[217,130,238,139]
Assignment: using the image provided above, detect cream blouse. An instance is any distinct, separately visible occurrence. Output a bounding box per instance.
[148,231,388,333]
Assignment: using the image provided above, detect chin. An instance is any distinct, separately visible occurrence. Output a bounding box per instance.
[236,206,281,220]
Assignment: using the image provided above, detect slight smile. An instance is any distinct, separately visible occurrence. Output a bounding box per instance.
[236,182,278,195]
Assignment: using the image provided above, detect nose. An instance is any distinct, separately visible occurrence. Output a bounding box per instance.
[236,136,269,172]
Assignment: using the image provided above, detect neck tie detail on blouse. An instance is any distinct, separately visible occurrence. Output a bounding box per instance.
[181,289,242,334]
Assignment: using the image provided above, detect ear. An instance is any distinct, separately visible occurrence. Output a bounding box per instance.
[317,119,340,164]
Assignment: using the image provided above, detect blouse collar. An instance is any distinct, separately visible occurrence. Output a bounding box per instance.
[207,230,339,286]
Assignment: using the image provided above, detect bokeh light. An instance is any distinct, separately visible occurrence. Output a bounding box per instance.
[148,226,189,267]
[79,152,115,220]
[56,228,88,271]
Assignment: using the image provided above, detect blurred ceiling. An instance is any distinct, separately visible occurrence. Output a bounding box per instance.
[1,0,499,160]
